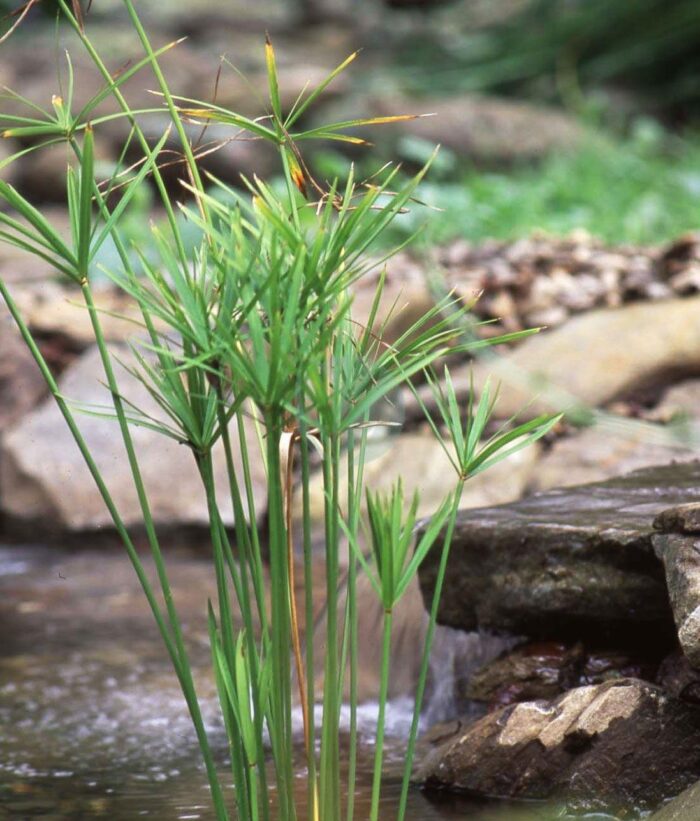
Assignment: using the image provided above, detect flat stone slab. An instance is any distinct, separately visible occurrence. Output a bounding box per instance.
[419,462,700,646]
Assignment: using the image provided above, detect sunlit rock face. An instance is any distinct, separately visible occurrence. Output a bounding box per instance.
[0,345,266,541]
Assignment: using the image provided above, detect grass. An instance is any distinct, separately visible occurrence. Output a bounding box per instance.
[355,123,700,249]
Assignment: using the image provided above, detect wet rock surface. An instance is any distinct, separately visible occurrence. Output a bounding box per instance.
[417,678,700,814]
[418,462,700,645]
[653,532,700,669]
[463,641,659,712]
[649,779,700,820]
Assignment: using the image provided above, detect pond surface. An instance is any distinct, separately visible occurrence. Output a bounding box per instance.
[0,545,610,820]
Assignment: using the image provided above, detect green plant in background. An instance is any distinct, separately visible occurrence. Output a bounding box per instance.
[0,3,557,819]
[390,0,700,117]
[333,124,700,250]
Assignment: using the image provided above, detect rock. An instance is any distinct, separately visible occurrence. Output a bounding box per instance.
[654,503,700,534]
[12,140,114,204]
[0,345,266,537]
[463,642,657,712]
[464,642,584,709]
[658,232,700,282]
[650,378,700,424]
[299,428,540,527]
[470,297,700,419]
[350,252,434,345]
[418,461,700,647]
[0,316,47,433]
[531,426,698,492]
[0,207,72,285]
[367,93,585,164]
[653,533,700,668]
[649,779,700,820]
[11,283,157,347]
[417,678,700,814]
[657,651,700,705]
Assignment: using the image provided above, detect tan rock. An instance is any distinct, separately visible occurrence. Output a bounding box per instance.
[417,679,700,813]
[532,425,698,492]
[0,345,266,534]
[470,297,700,419]
[298,429,540,526]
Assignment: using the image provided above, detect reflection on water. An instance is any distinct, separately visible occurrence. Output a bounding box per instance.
[0,546,593,820]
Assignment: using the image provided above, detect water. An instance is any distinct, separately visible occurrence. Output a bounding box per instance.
[0,545,602,819]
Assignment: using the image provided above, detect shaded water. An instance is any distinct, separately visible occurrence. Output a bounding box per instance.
[0,546,596,820]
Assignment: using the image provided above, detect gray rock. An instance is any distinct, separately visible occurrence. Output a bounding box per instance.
[653,533,700,668]
[463,642,656,711]
[0,345,266,537]
[649,779,700,820]
[654,503,700,534]
[0,317,47,434]
[418,462,700,646]
[657,651,700,704]
[417,678,700,814]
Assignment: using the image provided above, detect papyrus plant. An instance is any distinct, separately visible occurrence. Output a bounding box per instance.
[0,3,558,819]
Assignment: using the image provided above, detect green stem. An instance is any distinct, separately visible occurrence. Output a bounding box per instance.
[370,609,394,821]
[121,0,207,204]
[79,283,228,818]
[319,431,341,821]
[397,480,465,821]
[298,418,318,815]
[344,425,367,821]
[215,402,271,821]
[264,414,296,821]
[57,0,193,266]
[0,279,228,818]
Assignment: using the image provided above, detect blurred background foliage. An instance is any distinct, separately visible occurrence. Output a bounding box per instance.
[1,0,699,249]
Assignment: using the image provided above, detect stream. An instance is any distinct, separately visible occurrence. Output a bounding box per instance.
[0,545,600,820]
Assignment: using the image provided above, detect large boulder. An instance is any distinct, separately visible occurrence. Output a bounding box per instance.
[417,462,700,647]
[416,678,700,814]
[414,297,700,421]
[0,316,47,435]
[0,345,266,539]
[472,296,700,419]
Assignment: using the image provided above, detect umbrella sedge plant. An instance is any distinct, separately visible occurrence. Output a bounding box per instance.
[0,2,558,819]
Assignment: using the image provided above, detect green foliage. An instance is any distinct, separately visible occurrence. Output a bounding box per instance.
[392,0,700,117]
[380,125,700,247]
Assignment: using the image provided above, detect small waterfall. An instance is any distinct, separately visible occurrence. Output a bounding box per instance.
[307,568,514,727]
[423,624,516,726]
